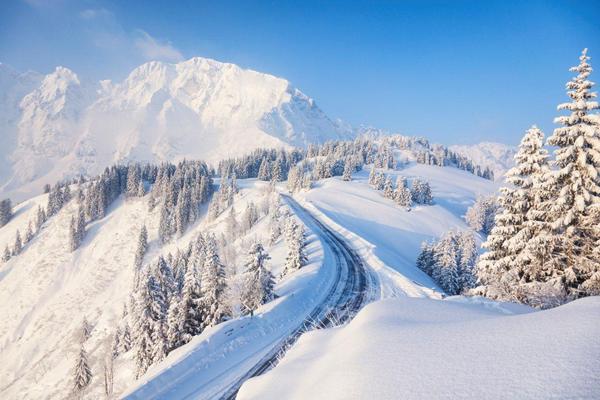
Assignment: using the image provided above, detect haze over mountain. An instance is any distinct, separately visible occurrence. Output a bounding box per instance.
[0,57,353,200]
[449,142,516,180]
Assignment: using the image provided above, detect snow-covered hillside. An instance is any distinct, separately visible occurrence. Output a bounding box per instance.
[0,58,352,201]
[449,142,516,180]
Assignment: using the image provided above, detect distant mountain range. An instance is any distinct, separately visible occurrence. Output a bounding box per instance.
[449,142,516,180]
[0,57,517,200]
[0,58,352,200]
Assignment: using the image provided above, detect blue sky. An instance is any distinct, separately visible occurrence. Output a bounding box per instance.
[1,0,599,145]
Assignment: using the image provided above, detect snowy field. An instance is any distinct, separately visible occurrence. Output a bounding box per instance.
[296,162,500,298]
[2,159,598,399]
[239,295,600,399]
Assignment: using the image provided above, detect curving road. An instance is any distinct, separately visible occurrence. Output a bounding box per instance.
[218,195,377,399]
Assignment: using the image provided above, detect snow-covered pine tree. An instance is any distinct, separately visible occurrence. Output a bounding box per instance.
[476,126,552,304]
[271,158,283,183]
[72,344,92,398]
[282,220,308,276]
[120,322,132,352]
[243,202,259,232]
[200,236,227,328]
[241,243,274,315]
[134,225,149,270]
[69,216,78,252]
[126,164,142,198]
[76,206,86,245]
[433,234,461,295]
[0,198,12,227]
[25,222,33,242]
[411,179,433,204]
[287,165,301,192]
[80,317,92,343]
[342,159,353,181]
[368,166,377,186]
[394,184,412,210]
[166,294,184,352]
[111,328,121,359]
[155,256,176,306]
[416,242,435,276]
[542,48,600,299]
[465,195,499,235]
[175,185,192,236]
[132,225,149,290]
[13,230,22,255]
[2,245,10,262]
[158,199,172,243]
[375,173,386,191]
[35,205,47,230]
[258,157,271,181]
[133,272,168,377]
[457,231,478,291]
[302,173,313,190]
[383,177,394,199]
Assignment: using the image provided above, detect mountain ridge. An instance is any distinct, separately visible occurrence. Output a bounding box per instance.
[0,57,352,200]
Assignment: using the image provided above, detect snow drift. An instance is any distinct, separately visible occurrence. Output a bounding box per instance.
[239,295,600,400]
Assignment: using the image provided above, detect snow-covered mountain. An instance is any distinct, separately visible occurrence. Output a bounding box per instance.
[0,58,352,200]
[449,142,516,180]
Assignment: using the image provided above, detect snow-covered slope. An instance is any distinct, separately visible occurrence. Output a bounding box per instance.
[239,296,600,400]
[449,142,516,180]
[0,179,300,399]
[0,58,352,201]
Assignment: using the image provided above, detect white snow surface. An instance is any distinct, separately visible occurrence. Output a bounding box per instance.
[295,162,501,298]
[449,142,516,180]
[239,295,600,400]
[0,58,352,201]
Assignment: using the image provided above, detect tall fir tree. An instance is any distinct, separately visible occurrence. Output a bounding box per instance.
[477,126,550,302]
[542,48,600,298]
[200,236,227,328]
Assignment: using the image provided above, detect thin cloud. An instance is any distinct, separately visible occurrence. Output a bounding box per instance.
[133,30,184,63]
[78,8,185,64]
[79,8,113,20]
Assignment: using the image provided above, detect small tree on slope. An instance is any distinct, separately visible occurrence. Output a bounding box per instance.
[241,243,274,315]
[72,344,92,398]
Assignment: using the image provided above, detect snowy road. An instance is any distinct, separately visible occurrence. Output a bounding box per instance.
[217,195,378,399]
[123,194,378,400]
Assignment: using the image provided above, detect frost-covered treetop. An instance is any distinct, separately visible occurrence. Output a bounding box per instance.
[549,48,600,167]
[506,125,548,190]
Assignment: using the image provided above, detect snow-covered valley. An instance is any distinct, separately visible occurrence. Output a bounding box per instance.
[2,145,597,399]
[1,45,599,400]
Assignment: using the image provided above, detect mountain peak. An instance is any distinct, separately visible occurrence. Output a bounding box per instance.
[0,58,352,200]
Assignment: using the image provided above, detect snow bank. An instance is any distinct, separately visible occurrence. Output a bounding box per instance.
[239,296,600,399]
